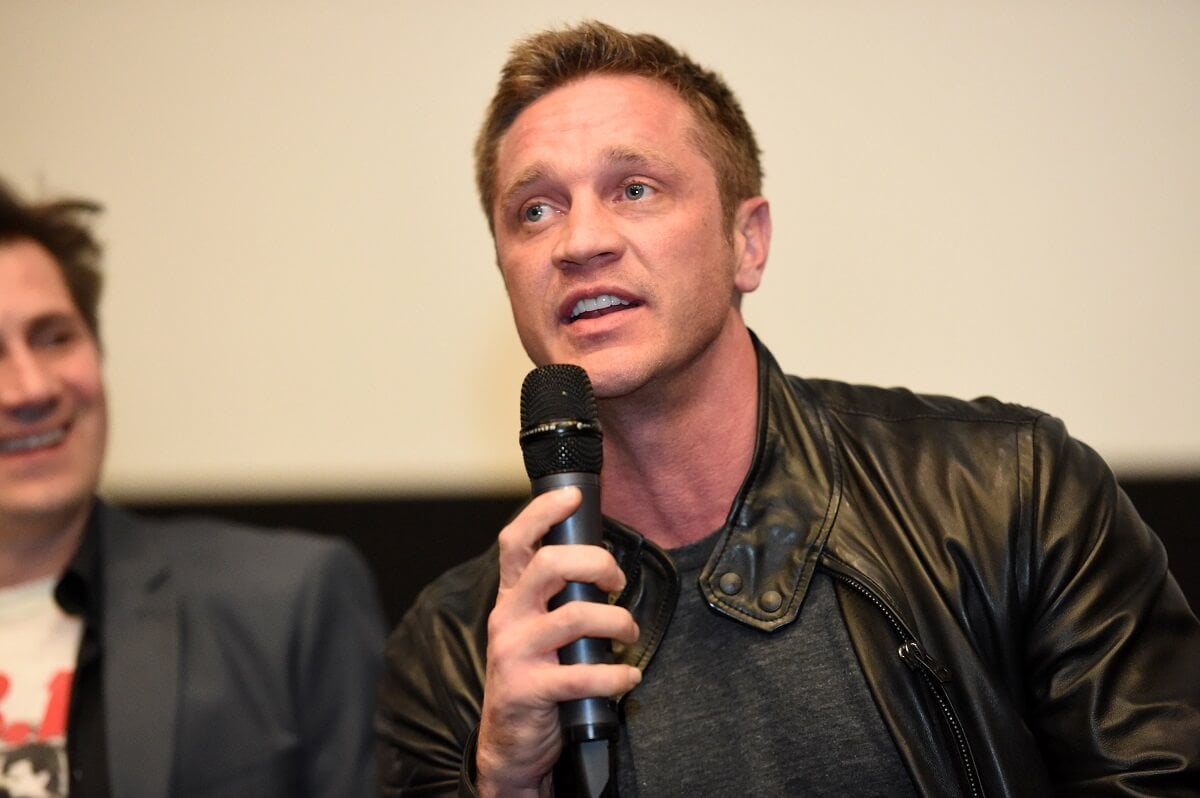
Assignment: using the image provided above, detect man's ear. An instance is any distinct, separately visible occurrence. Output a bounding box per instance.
[733,197,771,294]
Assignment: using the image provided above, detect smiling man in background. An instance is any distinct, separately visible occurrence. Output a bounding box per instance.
[0,178,385,797]
[377,21,1200,797]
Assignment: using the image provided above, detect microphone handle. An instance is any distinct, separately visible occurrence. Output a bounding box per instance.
[531,472,619,743]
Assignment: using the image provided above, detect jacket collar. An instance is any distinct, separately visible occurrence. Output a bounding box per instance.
[696,334,844,631]
[55,506,102,623]
[95,501,180,798]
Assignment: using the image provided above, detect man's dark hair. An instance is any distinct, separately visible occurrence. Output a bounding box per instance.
[0,178,104,340]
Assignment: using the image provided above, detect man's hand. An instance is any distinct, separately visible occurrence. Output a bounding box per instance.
[476,487,642,798]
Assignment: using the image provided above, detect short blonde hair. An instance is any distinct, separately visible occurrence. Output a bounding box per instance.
[475,20,763,232]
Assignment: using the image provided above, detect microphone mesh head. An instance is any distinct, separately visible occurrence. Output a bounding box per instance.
[519,364,602,479]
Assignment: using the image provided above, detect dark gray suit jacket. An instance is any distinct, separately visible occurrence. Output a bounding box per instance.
[94,501,385,797]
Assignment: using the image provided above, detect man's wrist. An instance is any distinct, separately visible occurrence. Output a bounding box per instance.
[475,740,554,798]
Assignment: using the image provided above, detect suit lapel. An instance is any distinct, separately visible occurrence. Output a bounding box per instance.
[98,503,180,798]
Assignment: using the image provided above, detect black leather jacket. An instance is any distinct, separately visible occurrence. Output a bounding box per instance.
[378,339,1200,796]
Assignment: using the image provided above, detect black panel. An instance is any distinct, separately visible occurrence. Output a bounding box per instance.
[1120,478,1199,613]
[128,477,1198,628]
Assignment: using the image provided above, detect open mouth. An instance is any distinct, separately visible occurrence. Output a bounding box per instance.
[0,428,67,454]
[567,293,639,323]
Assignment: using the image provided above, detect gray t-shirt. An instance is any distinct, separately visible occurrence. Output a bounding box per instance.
[614,530,918,796]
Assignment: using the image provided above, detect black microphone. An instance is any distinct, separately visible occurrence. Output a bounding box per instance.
[519,364,618,796]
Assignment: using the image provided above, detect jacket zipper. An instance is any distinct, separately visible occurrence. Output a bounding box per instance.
[826,568,984,798]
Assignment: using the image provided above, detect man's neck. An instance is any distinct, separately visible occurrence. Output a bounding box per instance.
[0,503,92,588]
[599,325,759,550]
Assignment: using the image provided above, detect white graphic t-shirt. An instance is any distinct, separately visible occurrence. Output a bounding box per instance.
[0,576,80,798]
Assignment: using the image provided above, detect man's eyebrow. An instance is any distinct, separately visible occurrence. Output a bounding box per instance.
[22,309,84,333]
[29,311,81,329]
[498,164,550,212]
[601,146,679,175]
[600,147,686,182]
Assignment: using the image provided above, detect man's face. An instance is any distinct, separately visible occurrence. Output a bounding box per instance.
[491,73,766,400]
[0,239,106,534]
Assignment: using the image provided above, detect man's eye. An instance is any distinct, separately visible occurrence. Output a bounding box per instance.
[523,203,550,223]
[32,328,76,349]
[623,182,649,200]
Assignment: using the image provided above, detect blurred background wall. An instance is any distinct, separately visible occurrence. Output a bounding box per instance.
[2,1,1196,621]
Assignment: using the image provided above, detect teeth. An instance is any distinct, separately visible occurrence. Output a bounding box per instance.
[571,294,631,319]
[0,429,66,454]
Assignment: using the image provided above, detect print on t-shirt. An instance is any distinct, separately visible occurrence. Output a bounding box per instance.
[0,740,67,798]
[0,577,80,798]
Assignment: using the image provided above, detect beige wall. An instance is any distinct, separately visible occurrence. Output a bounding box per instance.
[2,1,1197,499]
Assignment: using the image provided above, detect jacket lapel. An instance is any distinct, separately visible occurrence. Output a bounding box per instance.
[699,337,842,631]
[97,503,180,798]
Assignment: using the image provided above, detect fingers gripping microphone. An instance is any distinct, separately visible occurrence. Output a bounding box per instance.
[519,364,619,749]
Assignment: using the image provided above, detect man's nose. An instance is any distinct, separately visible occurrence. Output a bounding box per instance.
[0,347,59,415]
[552,199,623,270]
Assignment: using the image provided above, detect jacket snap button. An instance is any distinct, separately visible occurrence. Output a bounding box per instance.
[758,590,783,612]
[718,572,743,595]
